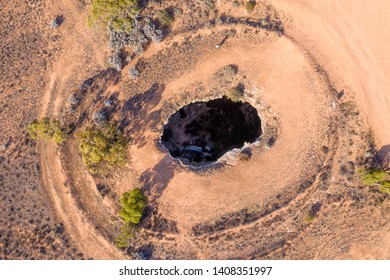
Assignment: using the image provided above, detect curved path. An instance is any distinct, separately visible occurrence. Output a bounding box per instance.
[38,0,123,259]
[272,0,390,147]
[37,0,390,259]
[272,0,390,259]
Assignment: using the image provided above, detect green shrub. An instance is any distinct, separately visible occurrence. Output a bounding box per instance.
[87,0,140,32]
[78,123,127,174]
[226,87,242,102]
[116,188,147,248]
[28,117,68,144]
[362,168,387,186]
[245,0,256,12]
[158,9,174,27]
[119,188,147,225]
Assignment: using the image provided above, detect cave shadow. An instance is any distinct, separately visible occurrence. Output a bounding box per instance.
[119,83,164,148]
[139,155,174,207]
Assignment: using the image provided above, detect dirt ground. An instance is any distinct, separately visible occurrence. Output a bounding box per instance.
[272,0,390,148]
[1,0,390,260]
[269,0,390,259]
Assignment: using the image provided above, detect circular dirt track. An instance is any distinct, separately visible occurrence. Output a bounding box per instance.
[126,32,334,226]
[38,0,389,260]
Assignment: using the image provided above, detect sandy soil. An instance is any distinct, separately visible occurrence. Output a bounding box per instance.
[0,0,86,259]
[271,0,390,148]
[36,0,390,259]
[141,35,331,224]
[269,0,390,259]
[2,0,390,260]
[36,0,124,259]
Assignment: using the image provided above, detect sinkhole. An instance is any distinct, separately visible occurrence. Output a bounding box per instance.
[161,97,262,165]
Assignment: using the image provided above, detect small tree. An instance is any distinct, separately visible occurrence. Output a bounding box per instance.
[116,188,147,248]
[53,126,68,144]
[87,0,140,33]
[115,223,136,248]
[28,117,68,144]
[119,188,147,225]
[78,123,127,174]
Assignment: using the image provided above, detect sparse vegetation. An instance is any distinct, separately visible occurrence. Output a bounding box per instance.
[378,180,390,194]
[87,0,140,33]
[104,99,113,107]
[50,15,64,29]
[28,117,68,144]
[143,18,164,43]
[305,213,315,223]
[92,110,108,125]
[361,168,388,185]
[68,94,79,105]
[226,86,243,102]
[134,45,144,55]
[216,64,238,83]
[245,0,256,12]
[89,1,164,51]
[108,20,148,50]
[128,66,139,79]
[158,9,174,27]
[361,168,390,194]
[223,64,237,76]
[108,53,123,71]
[116,188,147,248]
[77,123,127,174]
[115,223,136,248]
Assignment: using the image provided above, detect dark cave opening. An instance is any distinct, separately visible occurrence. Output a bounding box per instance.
[161,97,262,165]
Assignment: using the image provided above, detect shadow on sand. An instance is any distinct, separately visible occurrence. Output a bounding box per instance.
[139,155,175,207]
[119,83,164,148]
[376,144,390,169]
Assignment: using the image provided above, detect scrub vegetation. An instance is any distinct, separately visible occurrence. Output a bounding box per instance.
[87,0,140,33]
[28,117,68,144]
[77,123,127,175]
[116,188,147,248]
